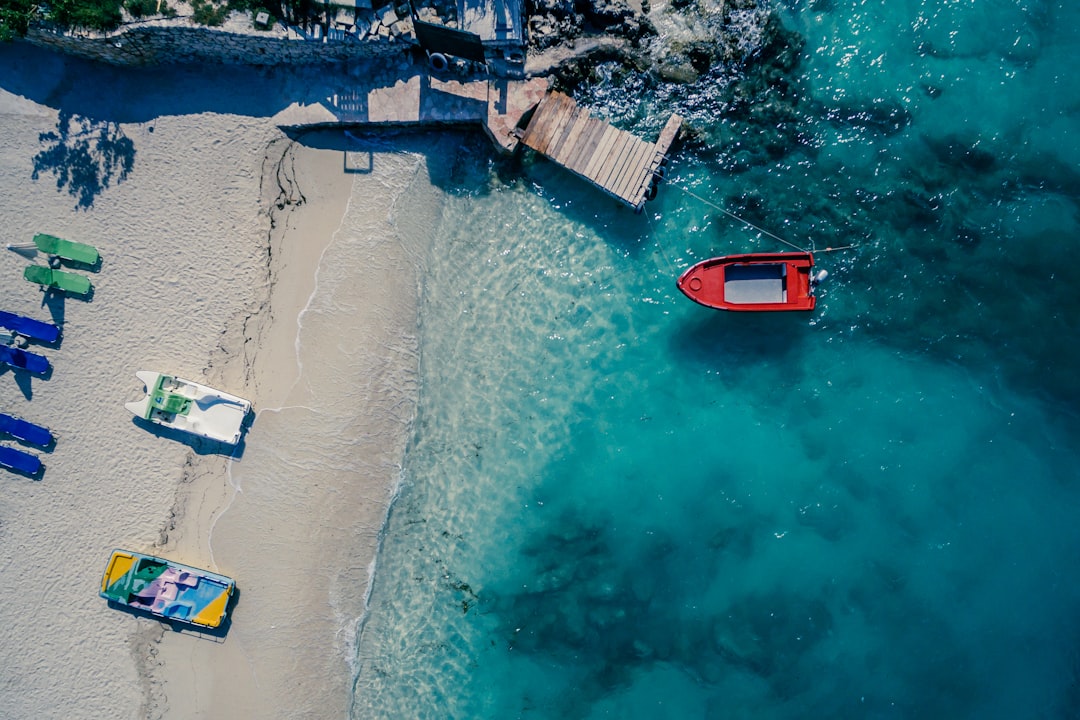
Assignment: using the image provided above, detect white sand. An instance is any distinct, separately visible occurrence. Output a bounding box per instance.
[0,55,445,718]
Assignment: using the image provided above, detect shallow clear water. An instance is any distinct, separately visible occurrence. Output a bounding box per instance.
[352,0,1080,717]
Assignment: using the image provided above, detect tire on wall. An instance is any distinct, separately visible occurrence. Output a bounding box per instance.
[429,52,449,72]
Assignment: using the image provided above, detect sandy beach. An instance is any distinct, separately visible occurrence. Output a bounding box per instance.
[0,46,442,718]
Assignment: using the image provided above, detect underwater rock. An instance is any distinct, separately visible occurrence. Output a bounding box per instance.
[924,134,997,173]
[953,225,982,250]
[530,0,575,17]
[900,189,943,226]
[526,0,652,51]
[580,0,636,29]
[655,60,700,84]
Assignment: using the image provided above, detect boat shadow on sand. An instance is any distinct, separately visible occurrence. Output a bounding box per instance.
[129,413,253,459]
[1,362,54,394]
[106,586,241,642]
[33,283,96,305]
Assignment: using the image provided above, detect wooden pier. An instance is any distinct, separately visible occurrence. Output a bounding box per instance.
[273,72,683,213]
[517,90,682,212]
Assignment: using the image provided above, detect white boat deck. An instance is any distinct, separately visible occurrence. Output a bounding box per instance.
[125,371,251,445]
[724,264,787,304]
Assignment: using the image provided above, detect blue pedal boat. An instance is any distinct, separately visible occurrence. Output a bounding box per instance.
[0,445,41,475]
[0,310,60,344]
[0,345,49,375]
[0,413,53,448]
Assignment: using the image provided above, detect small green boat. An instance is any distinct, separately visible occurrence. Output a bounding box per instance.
[23,265,92,296]
[32,233,99,266]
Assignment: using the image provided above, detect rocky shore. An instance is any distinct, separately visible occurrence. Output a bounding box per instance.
[19,0,777,87]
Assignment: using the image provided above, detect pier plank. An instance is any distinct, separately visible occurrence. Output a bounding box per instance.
[534,93,570,154]
[583,126,620,180]
[613,143,648,201]
[542,105,572,157]
[618,141,655,200]
[518,90,681,210]
[596,133,633,188]
[599,132,635,186]
[567,119,605,173]
[553,111,591,166]
[587,131,622,185]
[611,138,649,200]
[583,120,613,172]
[527,92,566,152]
[519,92,555,146]
[626,145,659,207]
[598,136,632,194]
[547,105,582,160]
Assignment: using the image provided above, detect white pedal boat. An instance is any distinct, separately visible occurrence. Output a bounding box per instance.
[126,370,251,445]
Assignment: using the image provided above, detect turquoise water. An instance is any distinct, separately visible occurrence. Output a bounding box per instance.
[353,1,1080,718]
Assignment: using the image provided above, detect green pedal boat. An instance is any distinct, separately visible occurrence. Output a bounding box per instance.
[33,233,99,265]
[23,265,92,296]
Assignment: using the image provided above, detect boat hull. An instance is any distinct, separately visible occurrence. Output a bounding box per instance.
[677,252,816,312]
[125,370,251,445]
[100,549,235,629]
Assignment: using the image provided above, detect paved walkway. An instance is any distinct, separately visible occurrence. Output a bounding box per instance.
[273,63,548,153]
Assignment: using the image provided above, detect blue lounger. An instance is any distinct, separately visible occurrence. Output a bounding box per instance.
[0,413,53,448]
[0,345,49,375]
[0,311,60,344]
[0,445,41,475]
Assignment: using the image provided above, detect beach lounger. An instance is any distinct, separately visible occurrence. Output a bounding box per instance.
[0,310,60,344]
[32,233,99,265]
[0,445,41,475]
[0,413,53,448]
[23,265,92,296]
[0,345,50,374]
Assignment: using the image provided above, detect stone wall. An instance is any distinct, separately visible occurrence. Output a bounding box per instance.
[24,19,415,66]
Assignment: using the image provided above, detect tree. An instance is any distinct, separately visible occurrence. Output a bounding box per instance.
[0,0,40,41]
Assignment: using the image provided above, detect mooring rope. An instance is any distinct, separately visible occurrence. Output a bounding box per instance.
[644,211,679,274]
[671,183,860,255]
[673,183,808,252]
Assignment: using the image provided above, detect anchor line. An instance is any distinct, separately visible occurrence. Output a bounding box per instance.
[645,212,679,274]
[672,183,808,253]
[671,183,863,255]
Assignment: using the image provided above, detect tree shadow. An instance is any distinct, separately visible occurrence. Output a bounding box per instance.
[32,109,135,210]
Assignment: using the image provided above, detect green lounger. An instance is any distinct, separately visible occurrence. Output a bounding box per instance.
[32,233,100,265]
[23,265,92,296]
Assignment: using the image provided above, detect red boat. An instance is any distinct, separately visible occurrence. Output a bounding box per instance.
[676,252,818,312]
